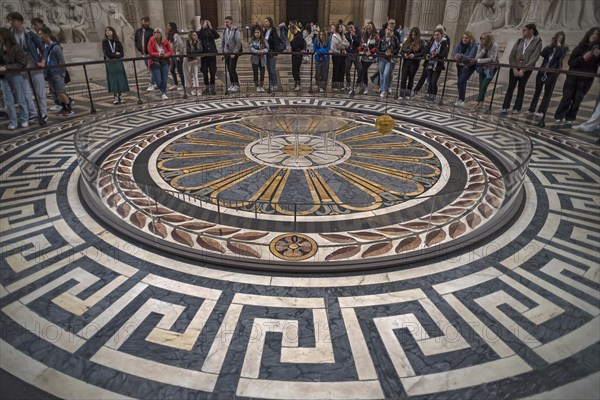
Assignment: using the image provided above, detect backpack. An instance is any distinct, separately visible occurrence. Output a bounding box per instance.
[45,42,71,83]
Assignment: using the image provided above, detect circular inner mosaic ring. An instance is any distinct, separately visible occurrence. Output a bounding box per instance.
[270,233,318,260]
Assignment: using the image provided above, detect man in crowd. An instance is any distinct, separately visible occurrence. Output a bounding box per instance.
[134,16,156,91]
[7,12,48,123]
[222,15,241,92]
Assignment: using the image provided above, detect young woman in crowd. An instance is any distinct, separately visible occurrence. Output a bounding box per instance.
[249,27,268,92]
[313,30,330,92]
[501,23,542,114]
[399,27,424,100]
[414,25,449,96]
[198,19,219,95]
[102,26,129,105]
[263,17,281,92]
[377,26,400,97]
[358,22,379,95]
[0,27,29,129]
[167,22,185,90]
[290,24,306,91]
[185,30,202,96]
[472,32,498,109]
[147,27,172,99]
[330,23,349,91]
[453,31,478,107]
[528,31,567,119]
[554,27,599,126]
[424,27,449,102]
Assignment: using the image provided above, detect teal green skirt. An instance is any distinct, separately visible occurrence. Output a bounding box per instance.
[105,61,130,94]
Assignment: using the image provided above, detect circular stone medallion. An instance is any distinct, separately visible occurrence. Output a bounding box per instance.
[245,134,352,169]
[270,233,318,260]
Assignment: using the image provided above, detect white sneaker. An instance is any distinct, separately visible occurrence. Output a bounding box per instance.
[49,104,62,111]
[319,88,324,93]
[379,92,385,98]
[169,85,178,90]
[259,87,265,92]
[533,112,544,118]
[363,88,369,95]
[21,121,29,128]
[8,123,17,130]
[147,84,155,92]
[454,100,464,108]
[161,93,168,100]
[190,90,196,96]
[230,85,239,92]
[388,88,392,94]
[177,85,183,91]
[256,86,261,92]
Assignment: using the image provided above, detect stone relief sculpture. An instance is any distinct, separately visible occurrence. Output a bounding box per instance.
[101,2,134,47]
[467,0,600,35]
[69,0,89,42]
[544,0,599,30]
[48,0,73,43]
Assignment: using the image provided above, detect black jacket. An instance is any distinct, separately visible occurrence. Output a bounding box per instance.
[425,39,449,71]
[567,43,600,75]
[290,31,306,53]
[102,39,124,60]
[198,28,220,54]
[134,26,153,54]
[265,27,281,53]
[345,31,361,54]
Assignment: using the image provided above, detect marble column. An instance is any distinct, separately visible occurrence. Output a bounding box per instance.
[362,0,375,26]
[372,0,389,29]
[185,1,197,30]
[145,0,165,31]
[163,0,187,31]
[404,0,418,29]
[219,0,243,28]
[418,0,447,31]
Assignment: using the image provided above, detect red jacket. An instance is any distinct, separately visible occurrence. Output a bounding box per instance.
[147,36,173,67]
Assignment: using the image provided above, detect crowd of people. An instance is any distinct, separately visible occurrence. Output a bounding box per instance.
[1,10,599,133]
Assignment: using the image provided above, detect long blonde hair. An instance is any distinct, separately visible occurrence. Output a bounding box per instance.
[480,32,494,49]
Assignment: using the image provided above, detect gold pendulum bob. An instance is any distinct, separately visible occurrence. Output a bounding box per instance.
[375,114,394,134]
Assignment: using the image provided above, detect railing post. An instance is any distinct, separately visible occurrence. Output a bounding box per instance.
[308,53,314,94]
[82,64,97,114]
[132,58,143,105]
[224,53,229,95]
[27,69,44,125]
[439,60,451,106]
[181,55,188,100]
[394,57,402,99]
[487,66,501,114]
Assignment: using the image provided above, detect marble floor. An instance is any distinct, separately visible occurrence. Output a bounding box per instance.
[1,64,599,399]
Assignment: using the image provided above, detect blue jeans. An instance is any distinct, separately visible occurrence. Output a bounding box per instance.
[456,65,475,101]
[151,62,169,94]
[378,58,393,93]
[144,58,154,85]
[266,55,278,86]
[1,74,29,126]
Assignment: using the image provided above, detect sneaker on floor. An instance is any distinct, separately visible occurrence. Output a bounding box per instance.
[113,97,120,105]
[554,119,563,124]
[177,85,183,91]
[533,112,544,118]
[565,120,573,127]
[161,93,168,100]
[230,85,239,92]
[363,88,369,95]
[28,114,38,121]
[379,92,385,98]
[62,110,74,116]
[49,104,62,111]
[512,109,521,114]
[169,85,178,90]
[319,88,324,93]
[21,121,29,128]
[500,109,508,114]
[119,98,126,104]
[146,84,155,92]
[8,123,17,130]
[41,114,48,122]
